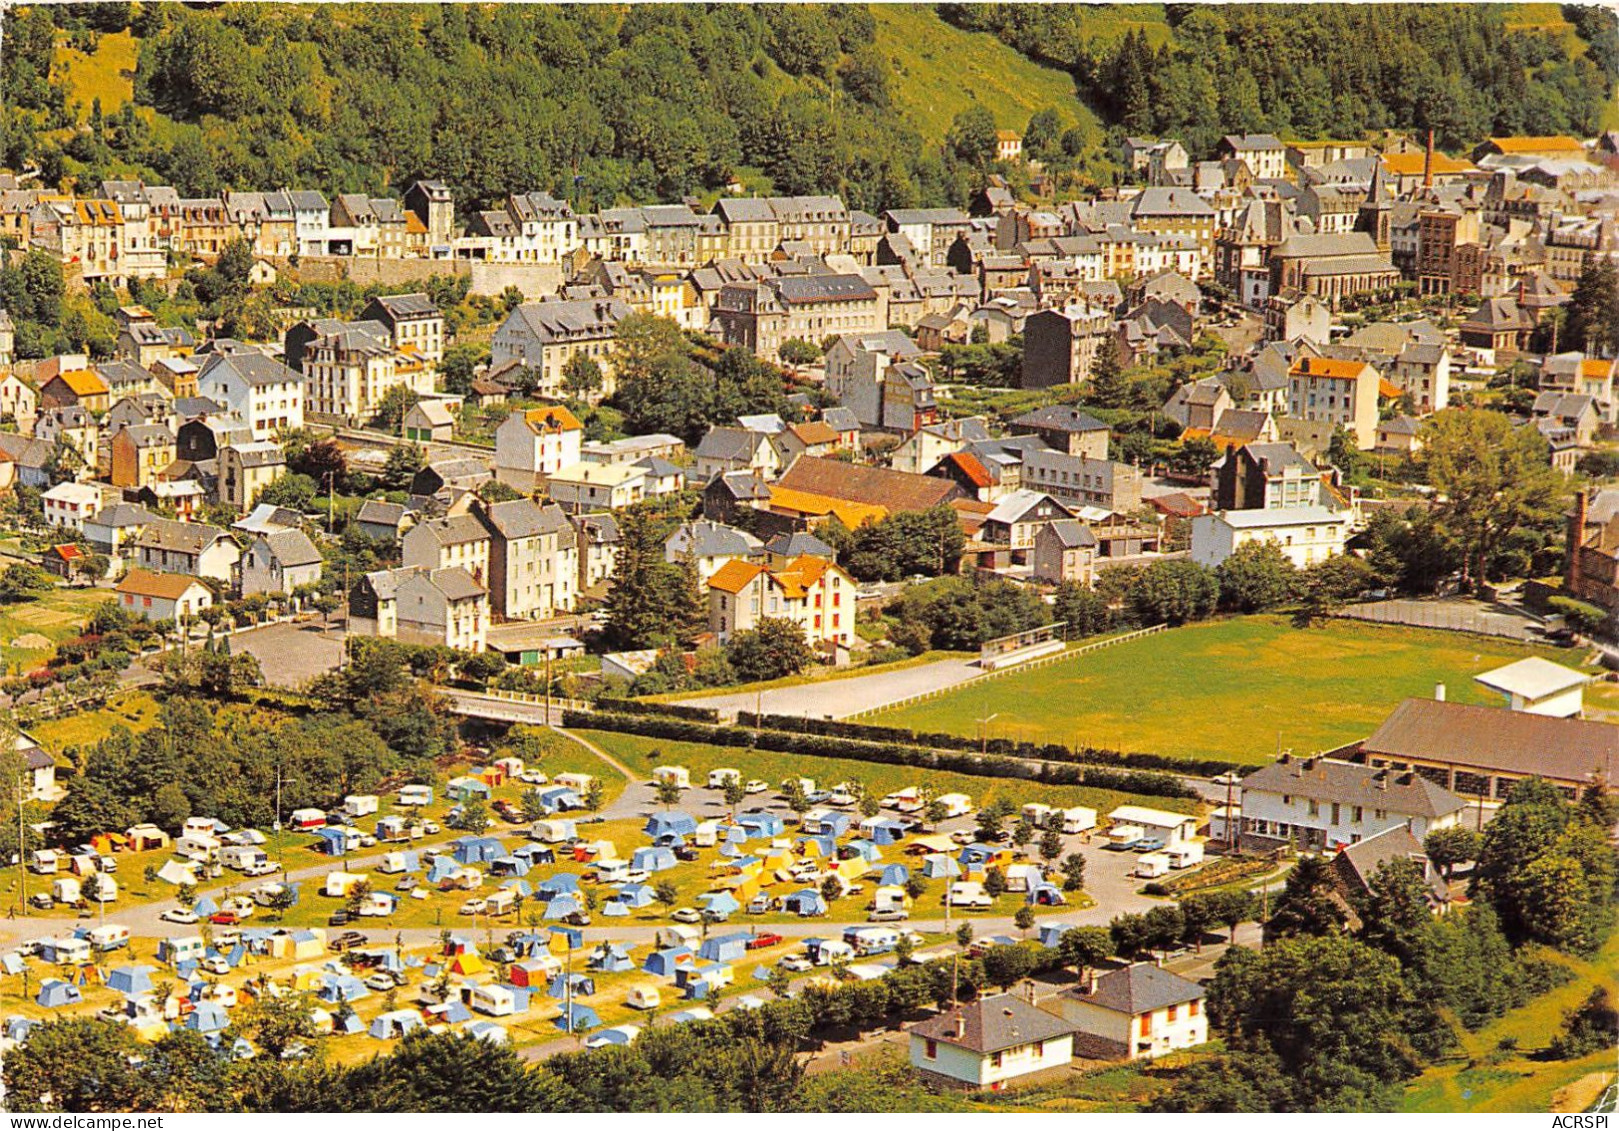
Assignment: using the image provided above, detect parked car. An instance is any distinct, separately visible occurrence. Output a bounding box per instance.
[160,908,199,925]
[358,835,378,849]
[459,898,487,916]
[744,780,768,795]
[364,973,397,992]
[673,847,699,862]
[779,955,812,972]
[492,800,526,824]
[29,893,54,910]
[201,955,231,975]
[330,931,368,951]
[395,877,418,892]
[421,821,441,835]
[869,908,911,923]
[746,932,784,950]
[562,909,591,926]
[517,770,548,785]
[671,907,701,923]
[327,910,350,927]
[950,830,976,845]
[1210,772,1243,787]
[209,911,242,926]
[243,860,278,877]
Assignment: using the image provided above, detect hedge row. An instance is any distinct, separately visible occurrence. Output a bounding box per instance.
[597,697,721,724]
[736,710,1251,779]
[566,711,1199,802]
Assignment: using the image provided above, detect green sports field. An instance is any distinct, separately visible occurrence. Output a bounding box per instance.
[873,616,1594,764]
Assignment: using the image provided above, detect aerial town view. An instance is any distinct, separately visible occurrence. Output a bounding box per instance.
[0,0,1615,1116]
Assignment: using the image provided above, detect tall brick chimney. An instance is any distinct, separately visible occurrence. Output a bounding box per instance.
[1423,129,1435,189]
[1568,489,1589,590]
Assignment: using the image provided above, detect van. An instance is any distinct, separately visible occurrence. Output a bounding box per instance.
[88,924,130,951]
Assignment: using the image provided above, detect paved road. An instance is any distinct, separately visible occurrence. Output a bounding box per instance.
[671,656,984,721]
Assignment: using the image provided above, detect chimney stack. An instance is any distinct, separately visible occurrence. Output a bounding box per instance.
[1434,682,1446,702]
[1568,490,1590,589]
[1424,129,1435,189]
[954,1015,966,1039]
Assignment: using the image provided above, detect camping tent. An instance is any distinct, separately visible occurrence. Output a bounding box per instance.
[36,979,83,1008]
[585,1024,640,1049]
[615,883,654,908]
[186,1002,230,1033]
[922,853,961,878]
[452,836,506,865]
[554,1003,599,1031]
[106,965,155,997]
[737,812,784,838]
[538,873,581,896]
[588,943,635,973]
[697,932,750,963]
[369,1010,424,1039]
[782,889,827,917]
[876,863,910,886]
[467,1020,509,1044]
[542,894,582,920]
[318,974,370,1004]
[643,946,692,977]
[644,811,698,839]
[697,891,740,918]
[547,972,596,999]
[631,846,677,873]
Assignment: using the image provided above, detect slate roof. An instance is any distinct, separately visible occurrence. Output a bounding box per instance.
[479,498,571,542]
[910,994,1072,1054]
[258,529,322,568]
[1242,756,1464,818]
[355,500,409,529]
[135,519,232,554]
[1361,698,1619,783]
[1070,964,1204,1016]
[1042,519,1097,549]
[198,352,299,389]
[1012,405,1109,434]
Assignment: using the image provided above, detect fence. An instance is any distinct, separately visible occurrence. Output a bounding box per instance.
[843,624,1168,720]
[453,687,591,714]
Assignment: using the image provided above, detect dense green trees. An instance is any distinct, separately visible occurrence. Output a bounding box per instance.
[602,504,705,650]
[948,4,1614,157]
[827,504,965,581]
[726,618,816,683]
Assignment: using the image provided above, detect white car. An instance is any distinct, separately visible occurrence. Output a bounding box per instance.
[221,896,256,919]
[671,907,702,923]
[744,780,768,795]
[459,898,487,915]
[518,770,549,785]
[365,973,399,992]
[421,821,441,835]
[160,909,199,925]
[201,956,230,976]
[779,955,812,972]
[243,860,279,877]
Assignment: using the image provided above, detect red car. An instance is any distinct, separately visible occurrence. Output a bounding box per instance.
[746,932,784,950]
[208,911,242,926]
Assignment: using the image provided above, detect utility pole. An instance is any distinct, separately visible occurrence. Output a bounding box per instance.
[327,471,336,534]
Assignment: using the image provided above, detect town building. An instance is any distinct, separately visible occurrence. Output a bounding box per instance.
[1055,964,1207,1062]
[1238,754,1467,850]
[909,994,1075,1091]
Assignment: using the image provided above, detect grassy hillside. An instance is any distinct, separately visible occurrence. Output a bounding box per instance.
[51,28,138,115]
[871,4,1099,144]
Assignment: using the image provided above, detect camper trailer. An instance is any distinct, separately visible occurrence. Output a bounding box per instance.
[289,808,326,831]
[484,889,517,916]
[554,772,594,792]
[1060,806,1098,834]
[397,785,433,807]
[323,872,368,898]
[28,849,59,874]
[182,817,222,839]
[1107,824,1146,849]
[86,874,117,902]
[470,983,516,1017]
[626,985,661,1010]
[707,768,741,789]
[88,924,130,951]
[1135,852,1171,879]
[343,794,379,818]
[934,793,973,819]
[530,819,577,844]
[175,835,221,863]
[1022,803,1054,827]
[1165,841,1205,869]
[221,845,268,872]
[51,877,82,905]
[378,852,416,875]
[651,766,691,790]
[42,937,92,965]
[252,883,289,907]
[945,881,992,908]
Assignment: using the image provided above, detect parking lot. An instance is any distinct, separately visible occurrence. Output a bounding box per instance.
[222,618,347,687]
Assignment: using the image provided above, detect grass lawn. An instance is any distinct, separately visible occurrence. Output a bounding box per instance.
[31,691,163,753]
[52,30,140,115]
[872,5,1097,143]
[1402,931,1619,1112]
[0,585,114,676]
[872,616,1592,764]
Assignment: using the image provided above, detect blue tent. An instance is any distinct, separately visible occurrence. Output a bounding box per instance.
[631,846,676,873]
[959,844,1001,866]
[37,979,82,1008]
[1038,925,1067,948]
[369,1012,424,1040]
[490,856,531,877]
[314,827,352,856]
[548,925,584,950]
[446,778,492,801]
[737,811,784,837]
[452,836,506,865]
[601,900,629,917]
[922,853,961,878]
[438,998,473,1024]
[844,839,881,862]
[614,883,654,908]
[719,842,743,858]
[810,811,853,837]
[538,872,581,896]
[697,931,750,963]
[334,1011,366,1035]
[1028,883,1066,906]
[682,977,715,1000]
[876,864,910,886]
[588,943,635,972]
[543,894,582,920]
[724,824,750,844]
[554,1003,599,1031]
[537,788,582,813]
[862,819,907,846]
[6,1017,39,1042]
[514,844,554,864]
[697,891,740,918]
[547,972,596,999]
[782,888,827,917]
[318,974,370,1004]
[468,1020,508,1043]
[427,856,460,884]
[193,895,219,916]
[107,965,155,997]
[501,878,534,897]
[645,811,698,839]
[186,1002,230,1034]
[643,946,691,977]
[586,1025,637,1047]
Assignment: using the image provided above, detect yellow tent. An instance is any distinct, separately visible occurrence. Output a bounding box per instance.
[733,876,762,903]
[448,952,486,977]
[836,857,868,882]
[289,965,324,991]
